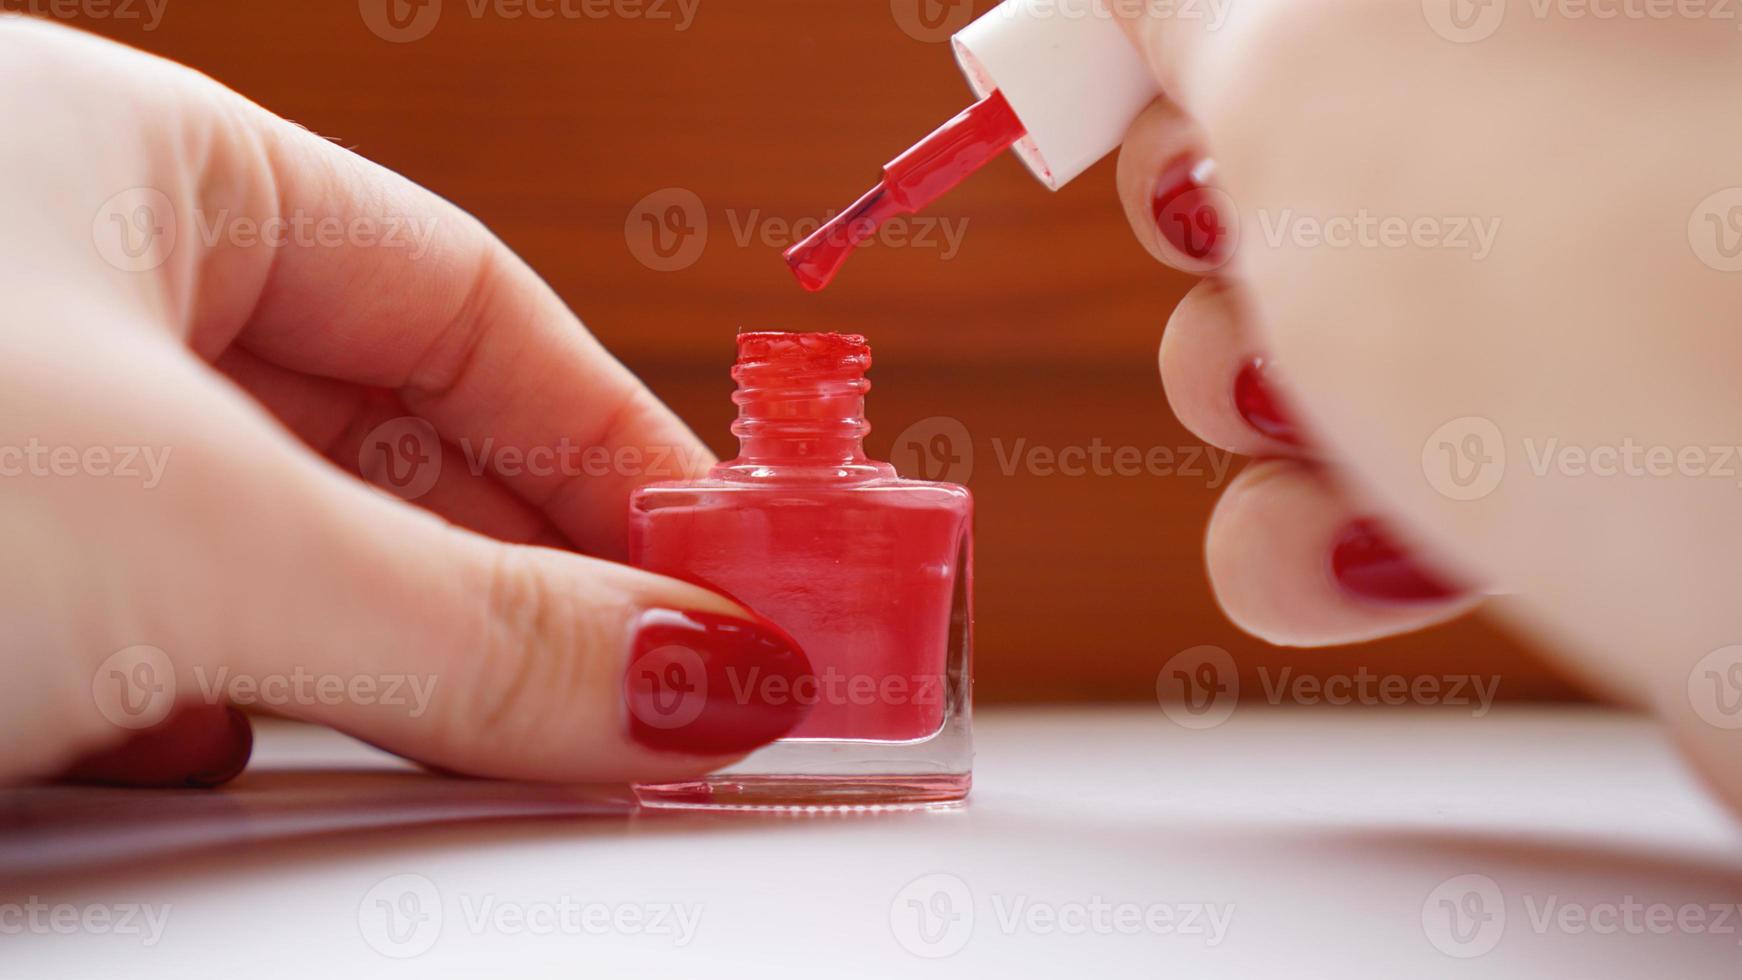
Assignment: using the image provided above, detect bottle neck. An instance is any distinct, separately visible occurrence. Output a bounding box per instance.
[715,332,892,482]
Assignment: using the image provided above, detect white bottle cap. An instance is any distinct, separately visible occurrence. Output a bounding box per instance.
[952,0,1161,190]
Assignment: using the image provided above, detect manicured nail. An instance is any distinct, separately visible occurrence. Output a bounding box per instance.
[60,706,253,789]
[1234,358,1303,446]
[1331,520,1466,604]
[1152,157,1231,265]
[625,609,813,755]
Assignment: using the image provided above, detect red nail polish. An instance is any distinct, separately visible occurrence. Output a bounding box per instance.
[1331,520,1464,604]
[625,608,813,757]
[1152,157,1232,265]
[1234,358,1303,446]
[629,332,974,810]
[59,706,253,789]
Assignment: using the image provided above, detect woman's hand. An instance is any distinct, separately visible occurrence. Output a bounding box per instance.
[1112,2,1742,809]
[0,18,808,787]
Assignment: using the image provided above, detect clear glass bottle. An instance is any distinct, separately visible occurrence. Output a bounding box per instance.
[629,332,972,810]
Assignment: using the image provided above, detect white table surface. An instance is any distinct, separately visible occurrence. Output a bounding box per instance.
[3,706,1740,978]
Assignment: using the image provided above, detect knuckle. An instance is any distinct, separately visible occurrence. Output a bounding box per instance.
[437,548,617,762]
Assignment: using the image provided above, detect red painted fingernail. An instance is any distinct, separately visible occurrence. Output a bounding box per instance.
[1234,358,1303,446]
[1152,157,1231,265]
[60,706,253,788]
[625,609,813,755]
[1331,520,1466,604]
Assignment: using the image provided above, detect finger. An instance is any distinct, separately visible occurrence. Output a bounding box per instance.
[57,705,252,789]
[1206,460,1480,647]
[65,337,810,784]
[216,347,566,548]
[236,116,711,559]
[1116,99,1233,274]
[1105,0,1231,108]
[117,64,714,559]
[12,22,709,560]
[1161,280,1312,455]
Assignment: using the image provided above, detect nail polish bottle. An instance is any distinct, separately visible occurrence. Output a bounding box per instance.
[629,332,973,810]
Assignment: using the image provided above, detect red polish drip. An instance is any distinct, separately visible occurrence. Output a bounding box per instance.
[784,91,1027,291]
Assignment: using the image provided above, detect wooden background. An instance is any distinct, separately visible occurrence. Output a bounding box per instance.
[58,0,1580,704]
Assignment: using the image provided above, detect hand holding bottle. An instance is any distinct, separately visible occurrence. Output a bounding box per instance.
[0,19,810,789]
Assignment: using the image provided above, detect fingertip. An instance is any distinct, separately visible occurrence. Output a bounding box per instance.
[1206,461,1480,647]
[1161,281,1308,457]
[1116,100,1227,273]
[57,706,253,789]
[623,606,814,757]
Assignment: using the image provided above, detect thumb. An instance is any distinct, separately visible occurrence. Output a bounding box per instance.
[84,363,813,784]
[1106,0,1235,111]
